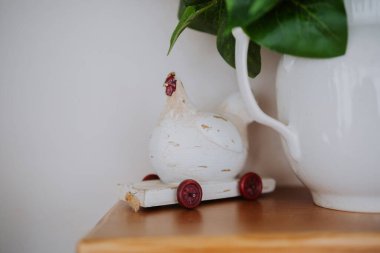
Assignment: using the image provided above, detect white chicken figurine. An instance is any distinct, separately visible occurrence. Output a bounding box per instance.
[149,72,247,183]
[124,72,275,211]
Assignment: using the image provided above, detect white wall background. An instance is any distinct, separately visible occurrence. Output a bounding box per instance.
[0,1,300,253]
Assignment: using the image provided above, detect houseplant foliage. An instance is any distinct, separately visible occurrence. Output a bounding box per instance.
[168,0,348,78]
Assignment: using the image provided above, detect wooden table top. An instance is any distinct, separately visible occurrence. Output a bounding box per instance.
[78,187,380,253]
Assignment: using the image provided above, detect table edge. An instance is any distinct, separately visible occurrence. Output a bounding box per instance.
[77,231,380,253]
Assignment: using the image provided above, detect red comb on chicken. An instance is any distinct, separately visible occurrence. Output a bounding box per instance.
[164,72,177,96]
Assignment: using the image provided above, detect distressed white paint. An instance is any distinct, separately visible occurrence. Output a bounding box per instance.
[218,92,252,148]
[149,78,247,183]
[124,178,276,209]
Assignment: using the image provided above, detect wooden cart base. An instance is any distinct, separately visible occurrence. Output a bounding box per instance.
[124,177,276,211]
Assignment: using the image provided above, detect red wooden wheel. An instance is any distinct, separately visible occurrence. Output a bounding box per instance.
[239,172,262,200]
[142,174,160,181]
[177,179,202,209]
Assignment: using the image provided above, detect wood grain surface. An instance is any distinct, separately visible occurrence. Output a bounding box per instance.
[78,187,380,253]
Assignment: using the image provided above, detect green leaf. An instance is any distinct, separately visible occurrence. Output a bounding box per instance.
[217,3,261,78]
[183,0,212,6]
[168,1,217,55]
[245,0,348,58]
[225,0,280,28]
[177,0,220,35]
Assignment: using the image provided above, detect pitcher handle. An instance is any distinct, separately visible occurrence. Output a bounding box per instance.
[232,28,301,160]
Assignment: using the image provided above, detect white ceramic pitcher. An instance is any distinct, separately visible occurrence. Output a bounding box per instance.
[232,0,380,213]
